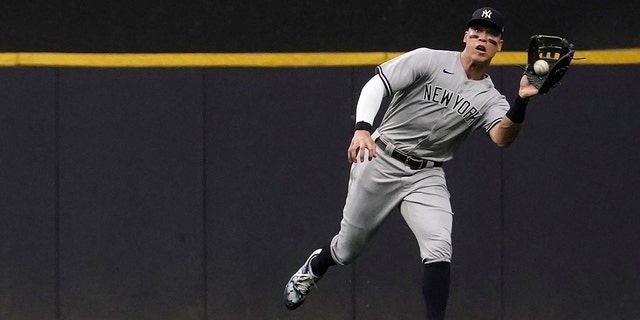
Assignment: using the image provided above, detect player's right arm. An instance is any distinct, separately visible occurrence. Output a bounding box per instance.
[347,76,387,163]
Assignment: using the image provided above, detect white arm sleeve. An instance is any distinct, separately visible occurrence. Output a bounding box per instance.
[355,75,387,125]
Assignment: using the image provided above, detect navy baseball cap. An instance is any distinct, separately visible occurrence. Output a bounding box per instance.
[468,7,505,34]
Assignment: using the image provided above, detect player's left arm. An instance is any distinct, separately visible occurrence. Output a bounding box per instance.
[488,75,539,147]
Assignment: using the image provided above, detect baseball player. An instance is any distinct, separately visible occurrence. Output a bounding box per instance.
[285,7,539,320]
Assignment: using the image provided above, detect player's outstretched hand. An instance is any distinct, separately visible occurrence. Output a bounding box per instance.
[348,130,377,163]
[518,75,539,99]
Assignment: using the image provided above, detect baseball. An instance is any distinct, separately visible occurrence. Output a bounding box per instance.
[533,59,549,75]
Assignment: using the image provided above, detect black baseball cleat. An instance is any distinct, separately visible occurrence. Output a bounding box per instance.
[284,249,322,310]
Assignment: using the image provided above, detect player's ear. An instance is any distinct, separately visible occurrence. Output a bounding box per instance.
[463,30,468,43]
[497,39,504,51]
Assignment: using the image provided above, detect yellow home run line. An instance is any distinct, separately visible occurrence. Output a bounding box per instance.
[0,49,638,67]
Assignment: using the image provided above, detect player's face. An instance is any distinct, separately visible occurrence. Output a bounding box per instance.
[463,25,503,62]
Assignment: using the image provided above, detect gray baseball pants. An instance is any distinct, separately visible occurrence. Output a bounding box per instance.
[330,144,453,265]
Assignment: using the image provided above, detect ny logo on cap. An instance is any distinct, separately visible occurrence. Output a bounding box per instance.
[481,9,492,19]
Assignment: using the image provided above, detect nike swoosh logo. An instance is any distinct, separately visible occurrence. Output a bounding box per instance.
[442,69,454,75]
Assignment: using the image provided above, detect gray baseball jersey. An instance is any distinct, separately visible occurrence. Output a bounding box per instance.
[376,48,510,162]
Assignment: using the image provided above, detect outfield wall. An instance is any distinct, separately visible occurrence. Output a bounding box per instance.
[0,1,636,52]
[1,63,639,320]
